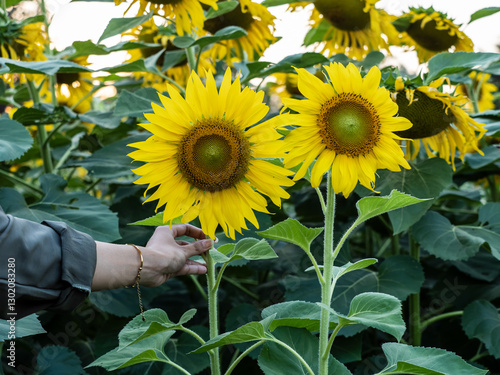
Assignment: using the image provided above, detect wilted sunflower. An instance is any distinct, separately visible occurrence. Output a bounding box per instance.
[202,0,276,63]
[392,77,486,169]
[289,0,399,60]
[396,7,473,63]
[115,0,217,36]
[282,63,412,197]
[0,17,47,61]
[456,71,498,113]
[128,68,294,239]
[124,19,214,90]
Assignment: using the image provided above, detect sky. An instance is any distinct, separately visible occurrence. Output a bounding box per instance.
[45,0,500,72]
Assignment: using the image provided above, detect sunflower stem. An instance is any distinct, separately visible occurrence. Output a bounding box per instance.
[206,250,221,375]
[409,232,422,346]
[0,168,44,196]
[186,46,198,73]
[27,79,54,174]
[318,170,336,375]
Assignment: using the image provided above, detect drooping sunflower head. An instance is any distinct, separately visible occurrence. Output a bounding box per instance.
[124,19,214,90]
[0,16,47,61]
[128,68,294,239]
[396,7,474,62]
[392,77,487,168]
[282,62,412,197]
[202,0,277,63]
[455,71,498,113]
[304,0,399,60]
[115,0,218,36]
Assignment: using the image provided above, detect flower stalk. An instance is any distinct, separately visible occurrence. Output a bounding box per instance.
[318,170,336,375]
[205,250,221,375]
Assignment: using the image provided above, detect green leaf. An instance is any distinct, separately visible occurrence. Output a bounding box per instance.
[78,110,122,129]
[118,308,196,349]
[379,342,487,375]
[0,314,46,341]
[66,134,147,179]
[261,301,339,332]
[465,145,500,169]
[114,87,162,117]
[331,270,379,315]
[469,7,500,23]
[88,332,173,371]
[413,211,484,261]
[258,327,352,375]
[462,300,500,359]
[340,292,405,342]
[206,0,238,19]
[378,255,425,301]
[426,52,500,84]
[376,158,453,234]
[332,258,378,280]
[0,118,33,162]
[193,26,247,49]
[129,212,182,226]
[172,36,196,49]
[37,346,86,375]
[232,238,277,260]
[461,227,500,261]
[163,328,210,374]
[0,174,120,242]
[192,315,275,353]
[0,58,93,75]
[258,218,323,253]
[303,20,330,46]
[98,12,153,43]
[354,190,427,227]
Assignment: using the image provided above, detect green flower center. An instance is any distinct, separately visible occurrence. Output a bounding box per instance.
[314,0,370,31]
[395,91,455,139]
[318,92,381,156]
[407,17,458,52]
[204,2,254,33]
[178,118,251,191]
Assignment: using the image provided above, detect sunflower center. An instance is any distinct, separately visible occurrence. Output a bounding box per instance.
[55,72,80,86]
[395,91,456,139]
[407,18,458,52]
[203,2,254,33]
[318,93,381,156]
[178,118,251,191]
[148,0,182,5]
[314,0,370,31]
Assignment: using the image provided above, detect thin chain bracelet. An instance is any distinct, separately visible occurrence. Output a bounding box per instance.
[126,244,145,321]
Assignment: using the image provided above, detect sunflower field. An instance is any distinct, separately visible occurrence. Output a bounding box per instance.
[2,0,500,373]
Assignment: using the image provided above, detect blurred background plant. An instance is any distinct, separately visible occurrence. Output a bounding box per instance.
[1,0,500,374]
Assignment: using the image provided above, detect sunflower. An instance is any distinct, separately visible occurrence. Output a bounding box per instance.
[391,77,486,169]
[0,18,47,61]
[124,19,214,90]
[202,0,276,64]
[128,68,294,239]
[290,0,399,60]
[115,0,217,36]
[456,72,497,113]
[282,63,412,197]
[396,7,474,63]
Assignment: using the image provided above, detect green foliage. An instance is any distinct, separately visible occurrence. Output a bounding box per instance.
[469,7,500,23]
[462,300,500,359]
[37,346,87,375]
[378,343,488,375]
[258,218,323,253]
[0,117,33,162]
[98,12,154,43]
[0,314,45,341]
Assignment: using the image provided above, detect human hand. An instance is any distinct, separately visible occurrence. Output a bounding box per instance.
[141,224,214,287]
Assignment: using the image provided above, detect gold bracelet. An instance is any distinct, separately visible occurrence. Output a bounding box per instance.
[126,244,145,321]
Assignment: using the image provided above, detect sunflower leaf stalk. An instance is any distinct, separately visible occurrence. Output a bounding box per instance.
[205,250,221,375]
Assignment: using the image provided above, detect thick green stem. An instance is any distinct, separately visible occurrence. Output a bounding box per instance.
[409,234,421,346]
[318,171,336,375]
[206,251,221,375]
[186,46,197,73]
[27,80,53,174]
[224,340,264,375]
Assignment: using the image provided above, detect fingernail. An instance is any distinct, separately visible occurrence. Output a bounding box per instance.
[214,236,219,243]
[202,239,213,248]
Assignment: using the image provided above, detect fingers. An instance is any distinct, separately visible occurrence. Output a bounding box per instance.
[174,259,207,276]
[171,223,207,240]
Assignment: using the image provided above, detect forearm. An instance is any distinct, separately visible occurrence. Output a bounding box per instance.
[91,242,142,291]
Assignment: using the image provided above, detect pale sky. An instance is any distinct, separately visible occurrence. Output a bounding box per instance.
[46,0,500,72]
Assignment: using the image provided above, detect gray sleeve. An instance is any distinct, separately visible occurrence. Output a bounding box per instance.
[0,207,97,319]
